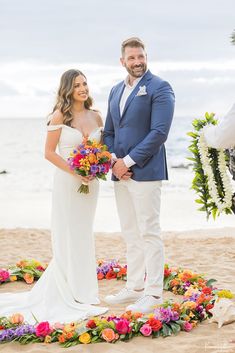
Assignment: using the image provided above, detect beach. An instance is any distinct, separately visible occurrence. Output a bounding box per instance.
[0,227,235,353]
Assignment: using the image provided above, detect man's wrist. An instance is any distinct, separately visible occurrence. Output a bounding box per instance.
[111,160,117,168]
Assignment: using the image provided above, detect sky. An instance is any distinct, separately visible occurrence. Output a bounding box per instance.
[0,0,235,118]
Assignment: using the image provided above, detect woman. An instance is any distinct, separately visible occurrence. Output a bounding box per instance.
[0,69,108,323]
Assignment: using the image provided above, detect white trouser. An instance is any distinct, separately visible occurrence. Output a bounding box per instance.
[114,179,164,297]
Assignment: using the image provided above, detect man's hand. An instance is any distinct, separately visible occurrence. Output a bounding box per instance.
[112,158,129,179]
[121,171,133,180]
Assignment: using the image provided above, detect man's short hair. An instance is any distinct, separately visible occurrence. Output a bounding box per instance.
[121,37,145,56]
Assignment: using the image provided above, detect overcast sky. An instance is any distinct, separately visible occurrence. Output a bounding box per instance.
[0,0,234,118]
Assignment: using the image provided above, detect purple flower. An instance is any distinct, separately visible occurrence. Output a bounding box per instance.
[154,307,179,323]
[183,281,191,290]
[0,325,36,342]
[185,293,200,302]
[196,305,203,313]
[99,165,105,173]
[90,165,98,174]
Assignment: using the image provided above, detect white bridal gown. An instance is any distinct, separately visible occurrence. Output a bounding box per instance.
[0,124,108,324]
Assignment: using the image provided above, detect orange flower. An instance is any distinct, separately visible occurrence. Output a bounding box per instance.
[10,313,24,324]
[88,153,97,164]
[170,279,180,287]
[97,272,105,280]
[23,273,34,284]
[178,271,193,282]
[17,260,28,268]
[101,328,116,342]
[105,270,117,279]
[133,312,143,319]
[116,267,127,278]
[172,303,181,313]
[66,332,74,340]
[197,278,206,288]
[100,151,112,159]
[58,334,66,343]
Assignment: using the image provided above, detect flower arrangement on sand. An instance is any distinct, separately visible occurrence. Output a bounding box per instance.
[0,259,233,346]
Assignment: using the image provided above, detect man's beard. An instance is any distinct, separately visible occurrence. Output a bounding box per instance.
[126,63,147,78]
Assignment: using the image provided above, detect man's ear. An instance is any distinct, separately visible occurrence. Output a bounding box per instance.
[120,57,125,67]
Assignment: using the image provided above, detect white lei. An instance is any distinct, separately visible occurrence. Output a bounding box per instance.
[198,132,233,212]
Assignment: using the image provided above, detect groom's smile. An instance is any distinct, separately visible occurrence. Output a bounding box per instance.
[120,46,147,82]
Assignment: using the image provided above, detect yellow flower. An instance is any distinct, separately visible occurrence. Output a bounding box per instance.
[10,275,17,282]
[79,332,91,344]
[217,290,234,299]
[148,313,155,318]
[189,311,195,318]
[184,287,200,298]
[63,323,76,333]
[181,301,197,310]
[44,335,52,343]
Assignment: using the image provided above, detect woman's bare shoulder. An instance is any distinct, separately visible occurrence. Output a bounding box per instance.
[90,110,103,127]
[48,110,64,125]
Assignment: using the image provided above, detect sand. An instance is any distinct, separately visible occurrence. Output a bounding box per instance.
[0,227,235,353]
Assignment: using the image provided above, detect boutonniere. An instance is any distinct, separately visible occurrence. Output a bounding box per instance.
[136,85,147,96]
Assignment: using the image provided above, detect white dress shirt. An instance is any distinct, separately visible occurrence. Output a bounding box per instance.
[203,103,235,148]
[112,75,143,168]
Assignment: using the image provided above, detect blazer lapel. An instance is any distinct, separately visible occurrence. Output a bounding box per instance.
[121,70,152,119]
[115,82,125,120]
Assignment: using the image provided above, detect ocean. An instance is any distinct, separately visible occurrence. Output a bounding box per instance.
[1,117,234,231]
[0,116,193,194]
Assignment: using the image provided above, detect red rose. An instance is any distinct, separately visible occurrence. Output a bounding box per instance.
[146,318,162,332]
[105,270,117,280]
[205,303,214,312]
[115,319,131,335]
[97,272,105,280]
[36,266,45,271]
[202,287,212,295]
[86,319,97,329]
[35,321,52,337]
[73,154,84,167]
[164,268,171,277]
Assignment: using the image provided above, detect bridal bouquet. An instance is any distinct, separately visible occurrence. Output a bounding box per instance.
[67,138,112,194]
[187,112,233,219]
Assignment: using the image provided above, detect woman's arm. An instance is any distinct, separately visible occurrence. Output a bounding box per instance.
[45,110,90,182]
[203,103,235,148]
[44,111,75,175]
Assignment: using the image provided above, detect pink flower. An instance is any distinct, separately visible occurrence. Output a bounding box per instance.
[115,319,131,335]
[36,321,52,337]
[140,323,152,336]
[53,322,65,330]
[183,321,193,332]
[0,269,10,282]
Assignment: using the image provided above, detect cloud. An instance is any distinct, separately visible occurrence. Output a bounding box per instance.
[0,80,19,96]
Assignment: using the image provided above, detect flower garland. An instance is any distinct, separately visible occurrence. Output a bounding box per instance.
[188,112,234,219]
[0,259,127,285]
[0,259,234,346]
[198,133,233,212]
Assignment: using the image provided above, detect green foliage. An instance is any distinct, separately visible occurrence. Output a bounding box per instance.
[187,112,233,219]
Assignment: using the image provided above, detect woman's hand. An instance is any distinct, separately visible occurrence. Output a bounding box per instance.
[75,174,95,183]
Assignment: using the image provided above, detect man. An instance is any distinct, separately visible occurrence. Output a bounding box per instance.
[103,37,175,313]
